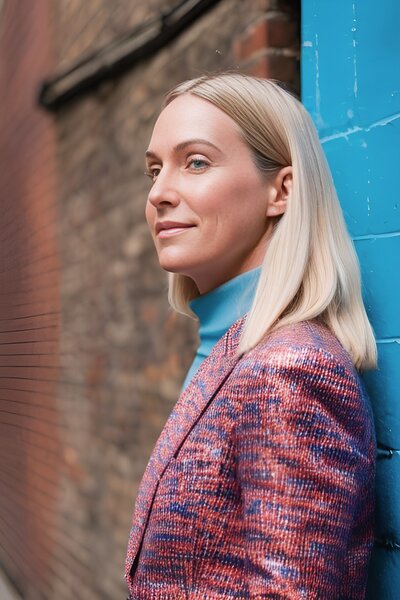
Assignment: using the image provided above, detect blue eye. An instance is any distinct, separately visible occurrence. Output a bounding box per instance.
[189,159,208,170]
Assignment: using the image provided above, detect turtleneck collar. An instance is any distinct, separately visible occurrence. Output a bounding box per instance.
[182,266,261,390]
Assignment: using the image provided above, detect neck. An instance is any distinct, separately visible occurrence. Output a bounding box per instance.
[182,266,261,390]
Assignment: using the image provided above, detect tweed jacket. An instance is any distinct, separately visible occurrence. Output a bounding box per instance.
[125,317,375,599]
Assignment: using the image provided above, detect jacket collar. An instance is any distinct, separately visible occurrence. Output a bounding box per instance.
[125,315,245,587]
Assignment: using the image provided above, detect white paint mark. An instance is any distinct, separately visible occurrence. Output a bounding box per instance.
[303,41,313,47]
[369,112,400,128]
[314,33,323,128]
[321,125,363,143]
[352,3,358,99]
[367,165,371,185]
[352,231,400,241]
[321,112,400,144]
[347,109,354,119]
[366,163,371,217]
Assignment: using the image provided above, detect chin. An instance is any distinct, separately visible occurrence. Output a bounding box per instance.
[157,250,196,275]
[160,262,193,276]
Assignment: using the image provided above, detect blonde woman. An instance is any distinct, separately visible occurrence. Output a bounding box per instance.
[125,73,377,599]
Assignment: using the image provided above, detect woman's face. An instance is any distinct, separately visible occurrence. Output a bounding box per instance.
[145,93,285,293]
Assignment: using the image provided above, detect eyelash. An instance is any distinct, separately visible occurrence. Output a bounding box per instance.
[144,157,209,181]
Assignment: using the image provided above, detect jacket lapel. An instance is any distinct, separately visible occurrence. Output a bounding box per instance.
[125,316,245,584]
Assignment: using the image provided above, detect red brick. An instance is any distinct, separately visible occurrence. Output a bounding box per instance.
[239,51,297,82]
[234,14,299,62]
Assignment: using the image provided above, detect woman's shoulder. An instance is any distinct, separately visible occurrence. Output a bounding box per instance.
[236,318,361,389]
[232,319,375,453]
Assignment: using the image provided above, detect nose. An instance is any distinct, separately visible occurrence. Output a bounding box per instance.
[147,171,180,210]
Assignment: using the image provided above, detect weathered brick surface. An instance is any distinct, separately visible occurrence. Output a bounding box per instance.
[0,1,61,599]
[0,0,300,598]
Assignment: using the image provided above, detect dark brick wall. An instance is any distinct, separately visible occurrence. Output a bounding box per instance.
[0,1,61,598]
[0,1,300,598]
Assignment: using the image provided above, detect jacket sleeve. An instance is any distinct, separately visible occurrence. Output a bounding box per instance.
[235,344,374,599]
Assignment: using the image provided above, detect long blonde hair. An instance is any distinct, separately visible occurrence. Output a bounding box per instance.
[164,73,376,371]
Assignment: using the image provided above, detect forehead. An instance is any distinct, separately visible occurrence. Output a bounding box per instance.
[148,94,242,151]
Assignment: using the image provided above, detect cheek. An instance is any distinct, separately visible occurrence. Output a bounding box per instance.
[197,179,240,216]
[212,181,267,241]
[206,177,263,221]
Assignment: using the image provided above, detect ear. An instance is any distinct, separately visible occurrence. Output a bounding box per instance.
[265,166,293,217]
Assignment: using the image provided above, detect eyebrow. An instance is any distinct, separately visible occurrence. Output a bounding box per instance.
[145,138,222,160]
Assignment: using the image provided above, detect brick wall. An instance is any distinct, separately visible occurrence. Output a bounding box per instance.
[0,1,300,598]
[0,1,61,598]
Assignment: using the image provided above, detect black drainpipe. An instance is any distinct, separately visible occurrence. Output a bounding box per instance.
[38,0,222,111]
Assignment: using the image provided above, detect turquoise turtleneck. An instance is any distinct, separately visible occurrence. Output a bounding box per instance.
[182,266,261,391]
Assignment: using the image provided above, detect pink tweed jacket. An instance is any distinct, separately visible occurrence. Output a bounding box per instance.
[125,317,375,599]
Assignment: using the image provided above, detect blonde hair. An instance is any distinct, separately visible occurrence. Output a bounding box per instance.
[164,73,377,371]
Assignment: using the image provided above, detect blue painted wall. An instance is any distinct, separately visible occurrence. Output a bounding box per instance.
[301,1,400,598]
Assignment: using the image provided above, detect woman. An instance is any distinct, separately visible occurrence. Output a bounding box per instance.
[125,73,377,599]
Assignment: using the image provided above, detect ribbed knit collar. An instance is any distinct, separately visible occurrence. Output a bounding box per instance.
[181,266,261,390]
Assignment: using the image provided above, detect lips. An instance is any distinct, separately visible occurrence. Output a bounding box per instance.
[155,221,195,236]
